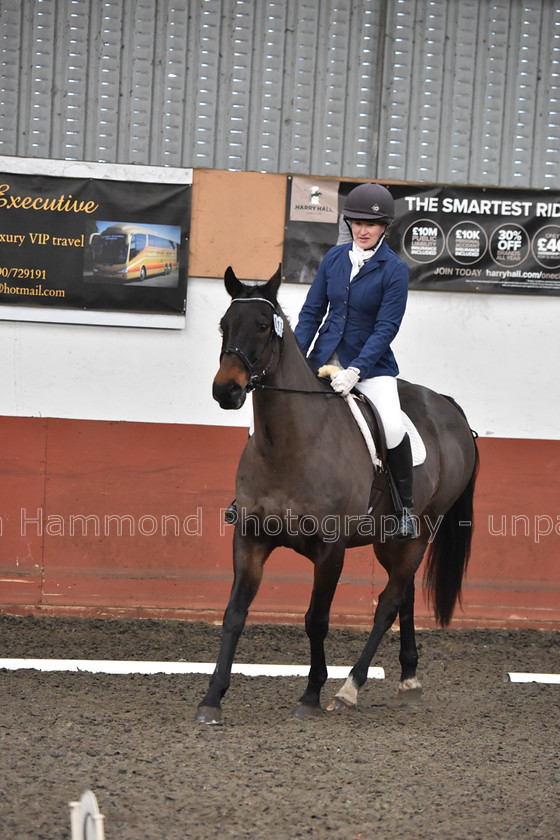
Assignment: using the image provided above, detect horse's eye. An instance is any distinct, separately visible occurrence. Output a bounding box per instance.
[257,321,270,334]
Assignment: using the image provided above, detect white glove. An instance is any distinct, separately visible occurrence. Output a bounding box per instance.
[330,366,360,396]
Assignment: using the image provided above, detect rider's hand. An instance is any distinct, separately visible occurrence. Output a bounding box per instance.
[330,366,360,396]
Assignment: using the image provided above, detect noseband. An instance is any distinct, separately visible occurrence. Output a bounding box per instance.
[220,297,283,391]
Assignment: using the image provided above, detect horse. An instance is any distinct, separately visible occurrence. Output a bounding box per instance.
[196,265,479,724]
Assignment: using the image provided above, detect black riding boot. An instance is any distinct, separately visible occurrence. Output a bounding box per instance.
[385,433,419,542]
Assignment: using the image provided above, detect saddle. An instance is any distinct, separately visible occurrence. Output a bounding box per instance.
[352,393,390,514]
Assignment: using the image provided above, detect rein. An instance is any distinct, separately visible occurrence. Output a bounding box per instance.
[252,382,339,395]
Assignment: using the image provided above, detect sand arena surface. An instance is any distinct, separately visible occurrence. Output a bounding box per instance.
[0,615,558,839]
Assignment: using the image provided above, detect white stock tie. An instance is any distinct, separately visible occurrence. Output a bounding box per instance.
[348,236,385,281]
[348,243,373,280]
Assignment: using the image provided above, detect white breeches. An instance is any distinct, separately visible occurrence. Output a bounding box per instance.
[355,375,406,449]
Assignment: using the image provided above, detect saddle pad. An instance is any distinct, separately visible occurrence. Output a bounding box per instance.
[346,397,426,469]
[403,412,426,466]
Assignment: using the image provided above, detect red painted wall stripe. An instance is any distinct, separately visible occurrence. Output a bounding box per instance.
[0,417,558,629]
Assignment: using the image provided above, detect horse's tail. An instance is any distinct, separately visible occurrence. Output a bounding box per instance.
[423,434,479,628]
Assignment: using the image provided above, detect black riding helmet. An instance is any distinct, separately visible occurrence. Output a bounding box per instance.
[343,183,394,225]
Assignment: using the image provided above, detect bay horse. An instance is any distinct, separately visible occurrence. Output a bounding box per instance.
[196,266,479,724]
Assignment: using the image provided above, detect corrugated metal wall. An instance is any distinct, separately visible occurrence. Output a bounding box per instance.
[1,0,558,187]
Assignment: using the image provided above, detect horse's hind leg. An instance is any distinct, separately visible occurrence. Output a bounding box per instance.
[294,544,345,719]
[328,540,426,712]
[397,578,423,696]
[195,530,271,724]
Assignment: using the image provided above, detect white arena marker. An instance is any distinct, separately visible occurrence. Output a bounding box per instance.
[70,790,105,840]
[508,672,560,684]
[0,659,384,680]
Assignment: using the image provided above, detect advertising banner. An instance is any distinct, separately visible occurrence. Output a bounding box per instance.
[0,158,192,326]
[283,176,560,295]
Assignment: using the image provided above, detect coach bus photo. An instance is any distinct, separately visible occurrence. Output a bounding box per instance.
[90,222,179,282]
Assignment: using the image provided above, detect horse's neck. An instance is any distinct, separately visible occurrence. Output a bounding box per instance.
[272,329,320,390]
[251,331,326,447]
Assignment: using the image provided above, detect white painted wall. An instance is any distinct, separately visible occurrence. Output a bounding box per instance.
[0,276,558,440]
[392,289,560,440]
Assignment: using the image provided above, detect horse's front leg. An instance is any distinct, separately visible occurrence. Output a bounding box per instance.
[195,529,271,724]
[294,543,345,719]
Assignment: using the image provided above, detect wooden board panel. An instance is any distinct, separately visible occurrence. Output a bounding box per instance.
[188,169,286,280]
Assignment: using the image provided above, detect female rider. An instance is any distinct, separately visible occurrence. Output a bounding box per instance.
[294,182,417,541]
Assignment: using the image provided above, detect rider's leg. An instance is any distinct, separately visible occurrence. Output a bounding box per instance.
[385,432,418,541]
[355,376,418,541]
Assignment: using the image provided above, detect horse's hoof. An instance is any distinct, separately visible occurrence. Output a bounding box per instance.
[293,702,323,719]
[195,705,223,725]
[398,678,423,702]
[326,696,357,713]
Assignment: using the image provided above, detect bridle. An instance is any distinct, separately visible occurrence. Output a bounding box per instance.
[220,297,284,392]
[220,295,340,397]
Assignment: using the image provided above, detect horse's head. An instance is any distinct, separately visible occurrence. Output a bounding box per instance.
[213,265,283,409]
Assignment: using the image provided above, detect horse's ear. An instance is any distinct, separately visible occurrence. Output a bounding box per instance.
[224,266,243,299]
[261,264,282,301]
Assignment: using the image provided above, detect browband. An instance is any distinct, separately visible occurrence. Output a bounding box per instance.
[230,297,276,308]
[228,296,284,340]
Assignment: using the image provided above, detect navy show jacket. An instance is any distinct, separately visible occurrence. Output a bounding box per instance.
[294,240,409,379]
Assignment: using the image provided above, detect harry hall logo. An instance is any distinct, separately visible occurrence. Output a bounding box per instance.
[290,177,338,222]
[294,186,332,214]
[310,186,322,204]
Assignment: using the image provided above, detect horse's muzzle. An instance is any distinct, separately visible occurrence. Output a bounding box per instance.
[212,379,247,410]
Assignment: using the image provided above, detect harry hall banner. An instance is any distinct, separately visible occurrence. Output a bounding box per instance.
[0,162,191,323]
[283,176,560,295]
